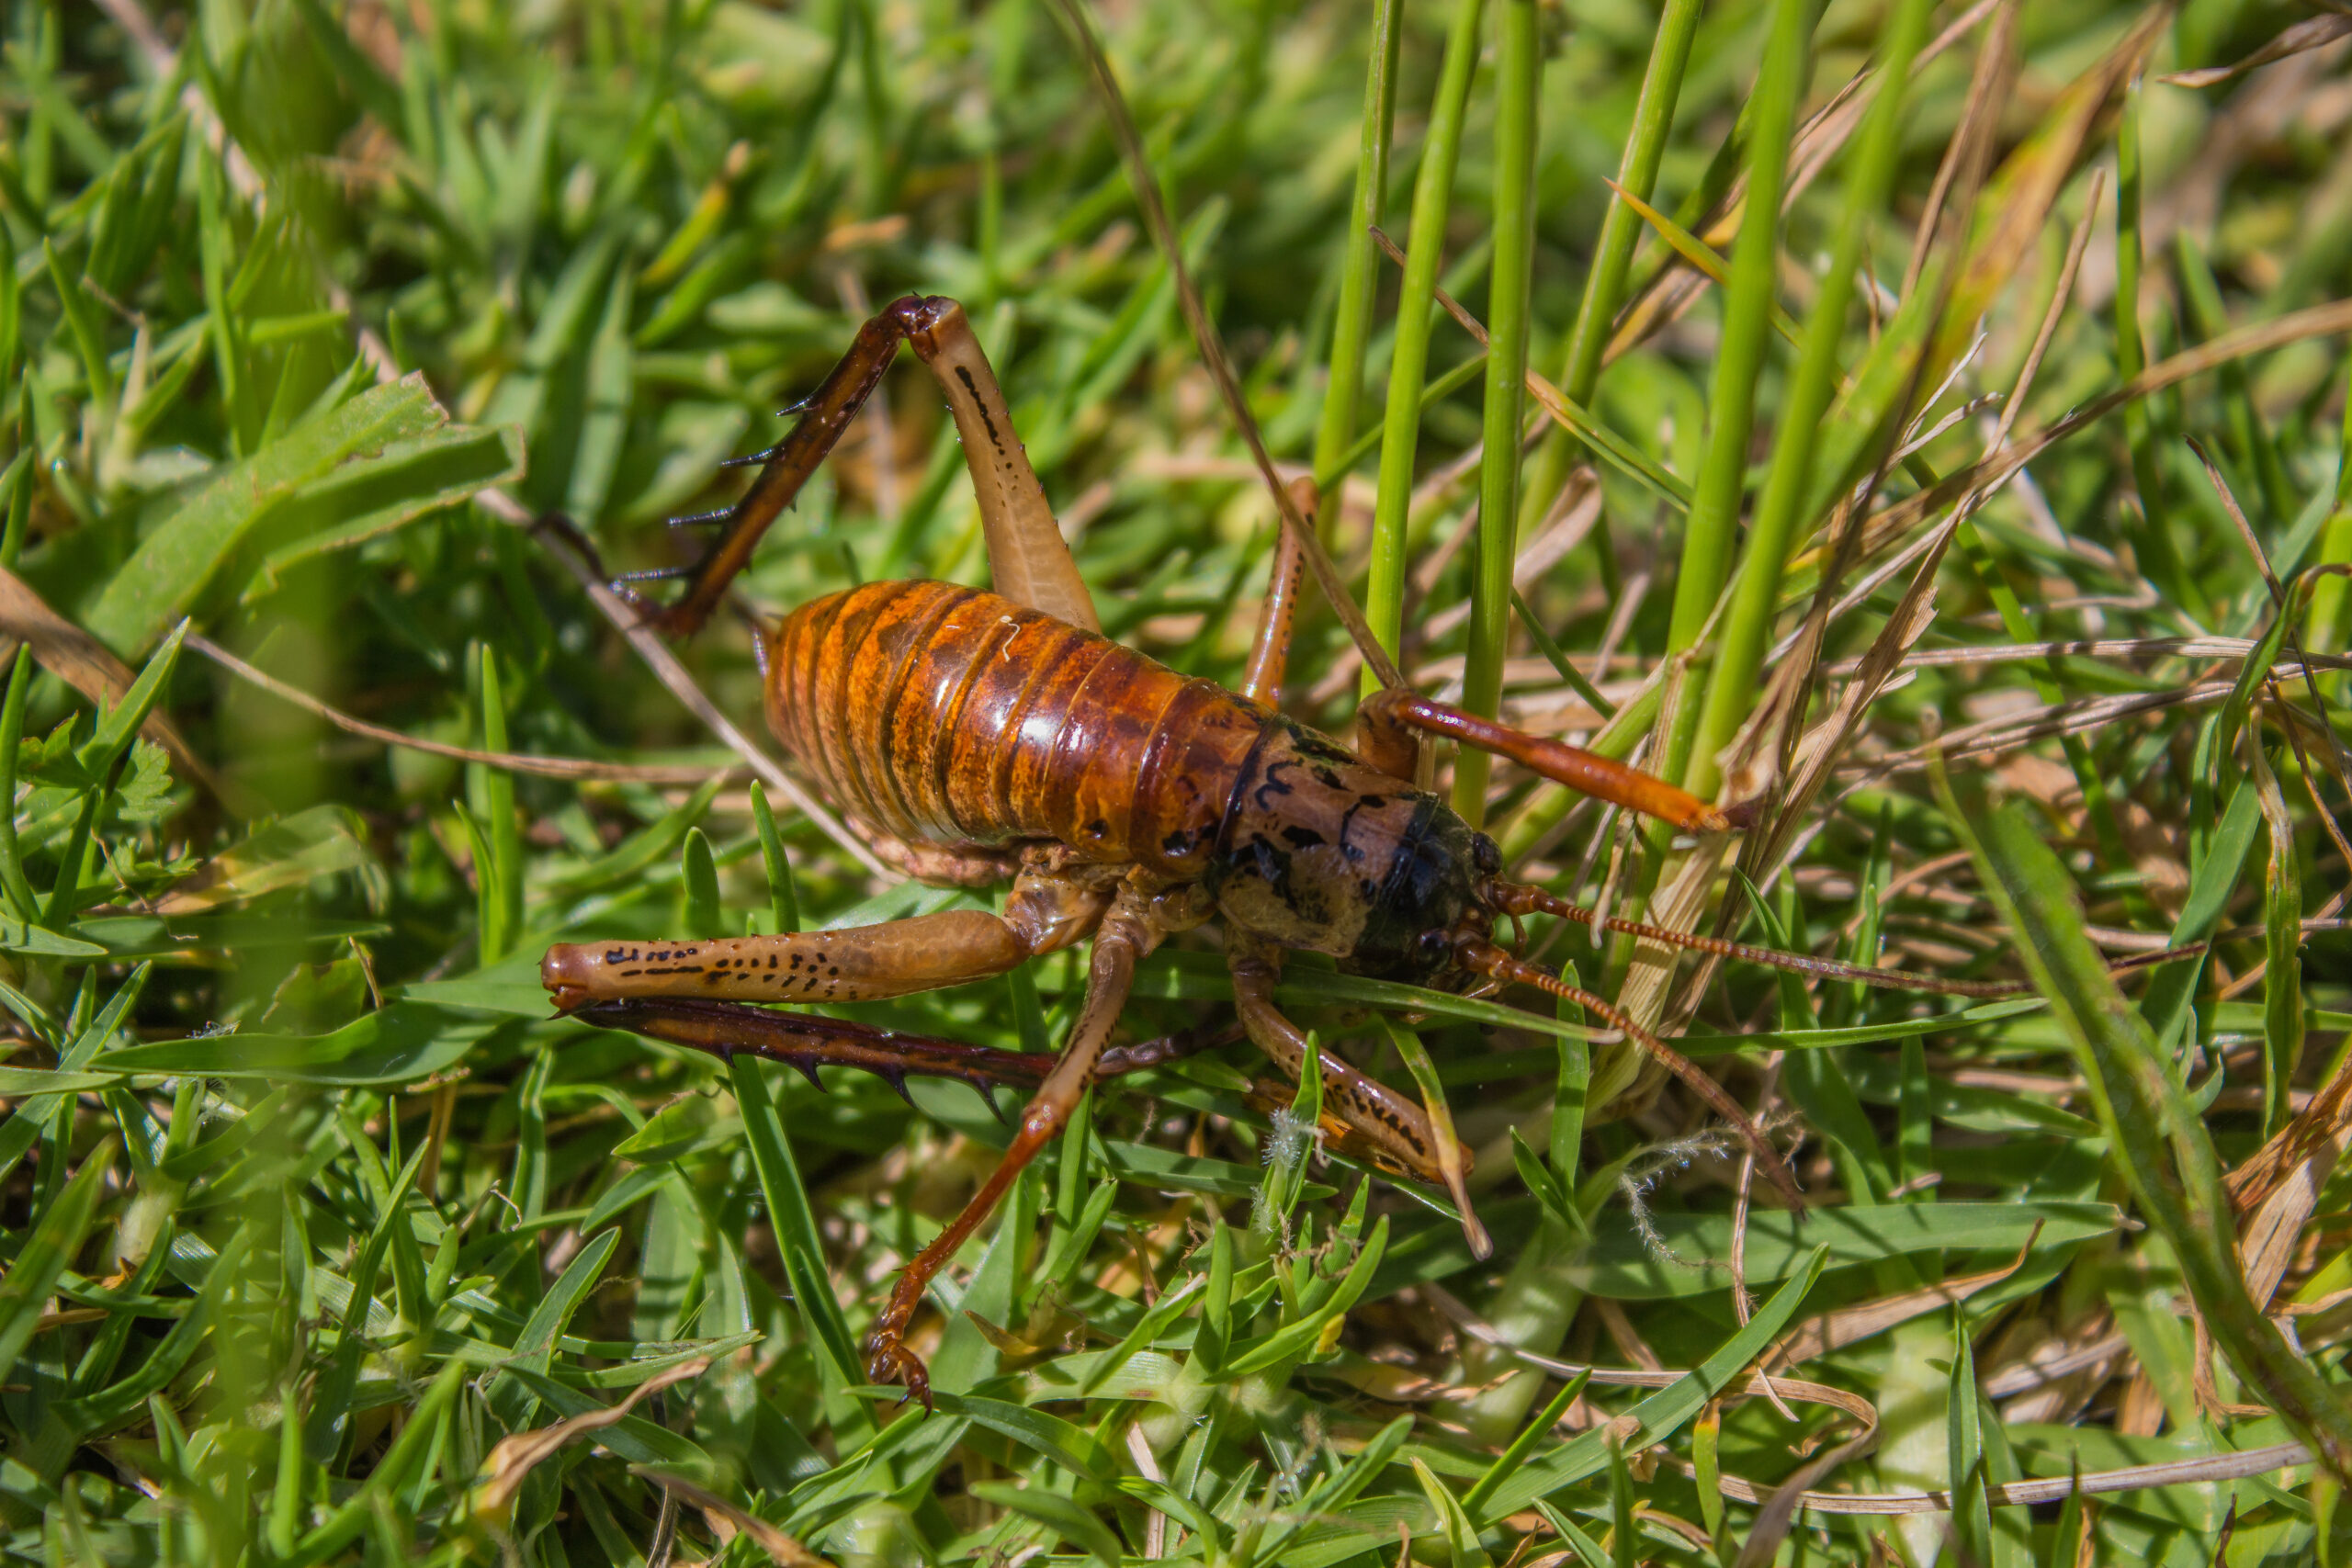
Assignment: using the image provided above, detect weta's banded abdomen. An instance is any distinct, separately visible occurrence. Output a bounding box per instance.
[763,581,1267,879]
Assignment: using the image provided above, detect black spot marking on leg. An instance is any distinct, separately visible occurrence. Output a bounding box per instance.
[954,366,1004,450]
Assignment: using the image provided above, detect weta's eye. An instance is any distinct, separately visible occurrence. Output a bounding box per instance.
[1471,834,1502,875]
[1415,928,1452,965]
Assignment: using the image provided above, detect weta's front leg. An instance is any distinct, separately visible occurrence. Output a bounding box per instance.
[1226,935,1492,1259]
[1355,687,1740,832]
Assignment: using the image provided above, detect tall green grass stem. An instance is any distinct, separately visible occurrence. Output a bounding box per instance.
[2115,81,2207,625]
[1452,0,1541,826]
[1309,0,1403,539]
[1515,0,1703,598]
[1361,0,1486,695]
[1634,0,1815,861]
[1661,0,1817,668]
[1608,0,1817,944]
[0,649,37,921]
[1682,0,1927,802]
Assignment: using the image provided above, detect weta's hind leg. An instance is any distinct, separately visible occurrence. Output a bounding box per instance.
[579,999,1244,1122]
[900,301,1099,632]
[1226,935,1492,1259]
[541,861,1117,1009]
[650,296,1097,637]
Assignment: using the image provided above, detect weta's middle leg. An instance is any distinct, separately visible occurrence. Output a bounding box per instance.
[863,875,1172,1407]
[1238,478,1314,705]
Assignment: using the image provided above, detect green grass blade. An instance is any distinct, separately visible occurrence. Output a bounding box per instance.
[1462,1369,1589,1518]
[1939,768,2352,1480]
[82,377,446,658]
[0,1135,116,1380]
[1476,1247,1827,1518]
[1947,1305,1992,1566]
[677,825,722,938]
[2114,82,2203,623]
[466,643,521,964]
[1308,0,1403,517]
[1661,0,1817,666]
[1360,0,1486,692]
[728,1053,872,1438]
[2252,742,2306,1140]
[1682,0,1928,802]
[749,779,801,934]
[1519,0,1702,594]
[1452,0,1540,824]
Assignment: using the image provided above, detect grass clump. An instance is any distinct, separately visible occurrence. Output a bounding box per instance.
[4,2,2352,1565]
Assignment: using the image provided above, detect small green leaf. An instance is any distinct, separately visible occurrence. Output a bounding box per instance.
[91,1002,492,1085]
[749,779,800,934]
[1563,1201,2113,1300]
[678,826,722,939]
[0,1066,114,1093]
[43,238,113,407]
[938,1393,1117,1481]
[239,423,525,600]
[1948,1306,1991,1565]
[1464,1370,1589,1519]
[1253,1031,1323,1239]
[484,1226,621,1428]
[83,377,449,657]
[968,1479,1124,1565]
[1223,1215,1388,1374]
[0,919,107,957]
[1080,1273,1205,1397]
[549,776,723,898]
[0,1137,116,1379]
[729,1055,871,1438]
[1412,1456,1492,1568]
[1476,1247,1828,1518]
[1510,1127,1582,1235]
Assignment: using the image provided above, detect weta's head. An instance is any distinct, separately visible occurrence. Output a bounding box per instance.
[1206,720,1513,988]
[1336,810,1505,989]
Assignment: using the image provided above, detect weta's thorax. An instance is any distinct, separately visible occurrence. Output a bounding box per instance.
[1204,718,1499,987]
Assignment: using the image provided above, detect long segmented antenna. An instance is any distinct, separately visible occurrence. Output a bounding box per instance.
[1453,937,1807,1216]
[1485,881,2211,998]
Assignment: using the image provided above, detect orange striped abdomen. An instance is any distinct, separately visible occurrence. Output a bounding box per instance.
[763,581,1268,880]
